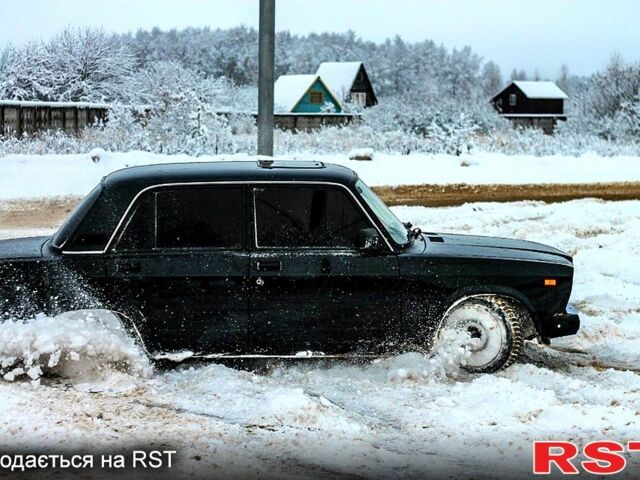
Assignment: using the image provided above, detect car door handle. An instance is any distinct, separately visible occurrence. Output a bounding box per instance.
[256,261,281,272]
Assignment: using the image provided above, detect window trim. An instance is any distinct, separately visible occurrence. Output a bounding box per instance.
[509,93,517,106]
[61,181,394,255]
[251,185,374,250]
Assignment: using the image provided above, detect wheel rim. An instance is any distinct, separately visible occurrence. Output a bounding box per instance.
[438,303,508,369]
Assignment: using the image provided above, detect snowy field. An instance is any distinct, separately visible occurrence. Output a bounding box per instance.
[1,150,640,199]
[0,198,639,479]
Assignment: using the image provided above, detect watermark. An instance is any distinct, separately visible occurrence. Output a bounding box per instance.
[0,450,176,472]
[533,441,640,475]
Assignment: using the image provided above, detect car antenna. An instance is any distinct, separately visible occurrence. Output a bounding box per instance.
[257,156,274,168]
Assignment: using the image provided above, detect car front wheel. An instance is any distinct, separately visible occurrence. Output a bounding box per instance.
[436,295,527,373]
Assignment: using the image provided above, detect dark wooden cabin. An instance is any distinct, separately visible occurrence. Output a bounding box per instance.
[491,81,568,133]
[316,62,378,107]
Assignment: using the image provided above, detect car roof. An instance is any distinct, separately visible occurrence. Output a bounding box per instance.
[53,160,365,253]
[103,160,358,190]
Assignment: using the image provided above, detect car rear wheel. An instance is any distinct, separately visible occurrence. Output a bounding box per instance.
[436,295,527,373]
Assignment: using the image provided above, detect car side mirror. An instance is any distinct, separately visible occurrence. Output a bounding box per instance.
[359,228,383,252]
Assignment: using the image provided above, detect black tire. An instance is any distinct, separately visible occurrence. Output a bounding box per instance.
[437,295,527,373]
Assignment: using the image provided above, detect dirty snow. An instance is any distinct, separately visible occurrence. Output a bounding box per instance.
[1,150,640,199]
[0,198,638,478]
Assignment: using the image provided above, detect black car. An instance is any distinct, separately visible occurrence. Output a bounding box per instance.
[0,160,579,372]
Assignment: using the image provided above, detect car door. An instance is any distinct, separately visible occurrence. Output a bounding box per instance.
[248,183,401,355]
[102,185,250,355]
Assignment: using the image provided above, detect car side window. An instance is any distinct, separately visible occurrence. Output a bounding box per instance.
[114,186,245,251]
[254,185,370,248]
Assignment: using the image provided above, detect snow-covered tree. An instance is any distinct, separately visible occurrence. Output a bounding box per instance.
[556,64,571,95]
[48,28,135,101]
[145,99,235,155]
[119,61,222,108]
[510,68,528,81]
[567,54,640,140]
[481,61,502,96]
[0,47,13,81]
[0,41,53,100]
[320,101,336,113]
[0,28,134,102]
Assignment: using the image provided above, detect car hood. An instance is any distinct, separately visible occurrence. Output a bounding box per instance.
[404,232,573,265]
[0,236,50,261]
[435,233,571,260]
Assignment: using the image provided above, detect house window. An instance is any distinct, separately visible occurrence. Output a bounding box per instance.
[350,92,367,106]
[309,91,324,104]
[509,94,517,106]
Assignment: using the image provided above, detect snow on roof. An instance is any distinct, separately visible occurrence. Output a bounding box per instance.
[316,62,363,101]
[512,81,568,99]
[274,74,320,112]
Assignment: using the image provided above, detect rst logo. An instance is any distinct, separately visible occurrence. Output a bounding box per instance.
[533,441,640,475]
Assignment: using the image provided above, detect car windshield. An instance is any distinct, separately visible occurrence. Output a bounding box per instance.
[355,179,409,246]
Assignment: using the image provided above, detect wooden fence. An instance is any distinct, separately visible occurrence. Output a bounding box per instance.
[0,101,359,137]
[272,113,358,131]
[215,110,359,132]
[0,100,109,137]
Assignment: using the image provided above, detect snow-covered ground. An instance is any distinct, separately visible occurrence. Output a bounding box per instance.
[1,150,640,199]
[0,199,638,479]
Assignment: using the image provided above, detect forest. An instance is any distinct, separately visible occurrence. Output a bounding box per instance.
[0,27,638,156]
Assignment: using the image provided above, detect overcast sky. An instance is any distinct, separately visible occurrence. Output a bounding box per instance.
[2,0,639,78]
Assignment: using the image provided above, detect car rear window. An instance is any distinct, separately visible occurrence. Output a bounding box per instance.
[115,186,245,251]
[52,184,103,249]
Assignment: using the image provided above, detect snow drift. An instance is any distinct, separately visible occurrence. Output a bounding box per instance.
[0,310,151,386]
[0,198,639,478]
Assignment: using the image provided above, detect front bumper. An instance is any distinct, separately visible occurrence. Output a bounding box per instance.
[541,304,580,339]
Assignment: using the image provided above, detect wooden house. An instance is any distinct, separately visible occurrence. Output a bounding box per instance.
[274,75,343,114]
[491,81,568,133]
[316,62,377,107]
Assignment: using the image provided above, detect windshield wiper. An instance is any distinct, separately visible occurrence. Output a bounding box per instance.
[408,227,422,240]
[406,226,427,253]
[403,222,422,240]
[402,223,426,251]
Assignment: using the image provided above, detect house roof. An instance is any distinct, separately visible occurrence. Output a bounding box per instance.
[274,74,342,113]
[316,62,364,101]
[511,81,569,99]
[274,74,318,112]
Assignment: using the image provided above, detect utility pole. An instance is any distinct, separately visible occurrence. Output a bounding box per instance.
[257,0,275,157]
